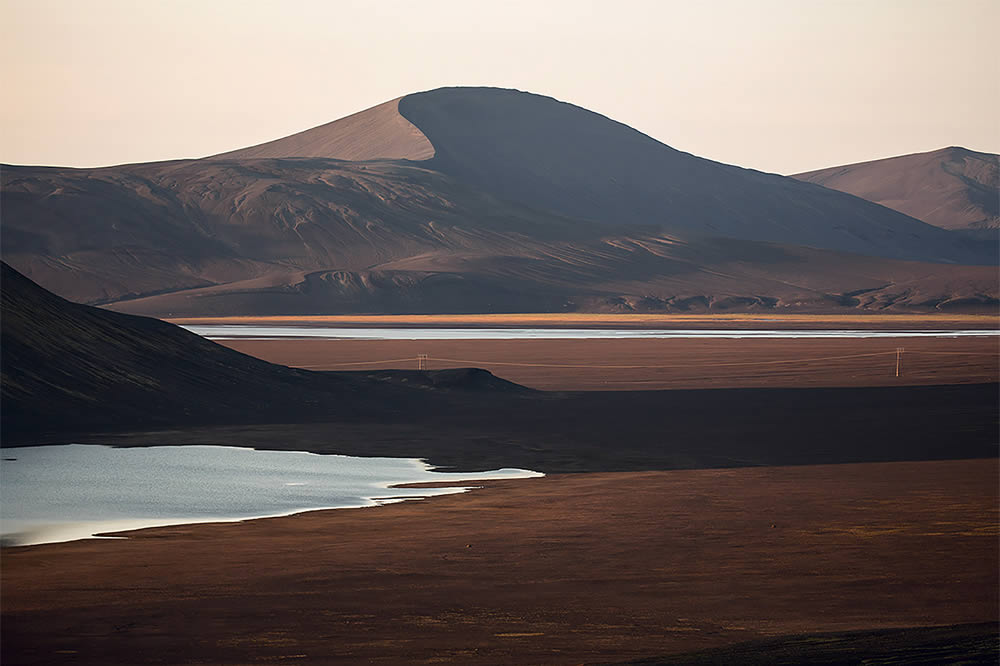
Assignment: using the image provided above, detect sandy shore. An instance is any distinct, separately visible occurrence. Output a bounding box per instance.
[219,336,999,391]
[3,459,996,665]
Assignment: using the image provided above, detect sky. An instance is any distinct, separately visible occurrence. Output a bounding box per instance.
[2,0,997,174]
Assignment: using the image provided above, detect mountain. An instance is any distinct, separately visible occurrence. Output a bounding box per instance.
[0,262,522,436]
[397,88,989,263]
[794,147,999,232]
[2,87,996,316]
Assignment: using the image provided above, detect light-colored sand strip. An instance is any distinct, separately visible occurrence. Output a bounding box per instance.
[210,97,434,161]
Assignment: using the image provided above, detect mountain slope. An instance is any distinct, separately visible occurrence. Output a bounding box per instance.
[396,87,988,264]
[106,235,1000,317]
[794,147,999,232]
[4,156,996,316]
[0,262,522,435]
[1,159,613,306]
[210,97,434,162]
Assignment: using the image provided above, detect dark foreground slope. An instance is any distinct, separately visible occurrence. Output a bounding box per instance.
[795,147,1000,233]
[616,623,999,665]
[94,380,998,473]
[0,262,522,436]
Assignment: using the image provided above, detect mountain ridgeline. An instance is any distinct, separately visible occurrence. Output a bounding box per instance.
[2,87,996,316]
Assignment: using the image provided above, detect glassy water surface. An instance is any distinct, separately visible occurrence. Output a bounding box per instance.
[0,445,541,546]
[183,325,999,340]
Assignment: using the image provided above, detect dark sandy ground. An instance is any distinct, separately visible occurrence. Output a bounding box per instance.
[3,459,996,665]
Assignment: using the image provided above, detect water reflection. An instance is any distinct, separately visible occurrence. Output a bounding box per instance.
[183,325,999,340]
[0,445,542,546]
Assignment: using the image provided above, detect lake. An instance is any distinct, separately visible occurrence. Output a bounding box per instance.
[0,445,542,547]
[182,325,1000,340]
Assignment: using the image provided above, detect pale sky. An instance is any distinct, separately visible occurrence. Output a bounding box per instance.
[2,0,997,174]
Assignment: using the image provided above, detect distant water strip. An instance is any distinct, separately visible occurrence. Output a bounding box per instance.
[183,325,1000,341]
[0,445,542,547]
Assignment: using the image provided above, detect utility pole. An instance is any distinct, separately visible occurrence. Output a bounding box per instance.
[895,347,904,377]
[417,354,428,371]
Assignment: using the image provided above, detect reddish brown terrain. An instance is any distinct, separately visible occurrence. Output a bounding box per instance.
[795,146,999,232]
[3,460,996,665]
[219,335,999,391]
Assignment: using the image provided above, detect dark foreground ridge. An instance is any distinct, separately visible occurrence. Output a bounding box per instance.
[2,262,997,472]
[613,622,1000,665]
[0,262,527,436]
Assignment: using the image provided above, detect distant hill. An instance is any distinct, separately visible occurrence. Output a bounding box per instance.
[2,87,996,316]
[794,147,999,232]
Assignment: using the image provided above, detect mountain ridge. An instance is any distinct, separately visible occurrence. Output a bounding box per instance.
[2,87,996,316]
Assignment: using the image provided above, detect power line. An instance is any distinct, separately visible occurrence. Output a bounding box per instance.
[298,357,418,367]
[298,348,997,371]
[424,351,900,369]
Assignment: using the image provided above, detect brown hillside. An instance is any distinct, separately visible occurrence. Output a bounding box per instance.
[794,147,999,231]
[3,158,997,316]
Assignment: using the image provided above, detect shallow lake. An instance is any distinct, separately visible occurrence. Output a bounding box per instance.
[183,325,999,340]
[0,445,542,547]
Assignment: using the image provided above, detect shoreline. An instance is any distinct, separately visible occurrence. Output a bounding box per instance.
[0,444,543,547]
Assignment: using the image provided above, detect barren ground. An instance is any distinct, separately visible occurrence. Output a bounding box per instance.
[218,335,998,391]
[3,459,996,665]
